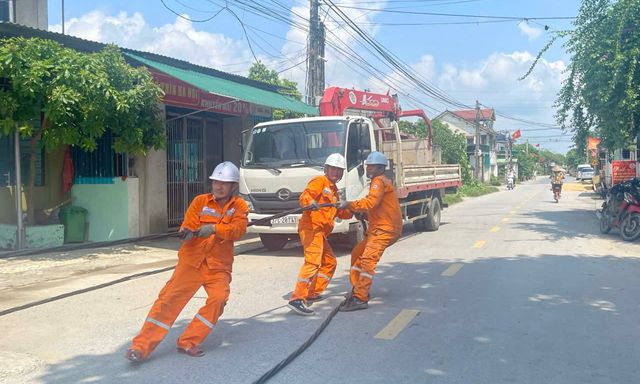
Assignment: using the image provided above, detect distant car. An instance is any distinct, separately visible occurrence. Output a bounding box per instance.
[576,165,595,181]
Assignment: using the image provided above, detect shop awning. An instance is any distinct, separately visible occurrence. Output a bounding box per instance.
[125,53,318,116]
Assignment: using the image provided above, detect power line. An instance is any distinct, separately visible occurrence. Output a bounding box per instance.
[160,0,224,22]
[334,5,577,21]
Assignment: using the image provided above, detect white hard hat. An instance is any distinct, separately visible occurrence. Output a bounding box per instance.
[324,153,346,169]
[209,161,240,182]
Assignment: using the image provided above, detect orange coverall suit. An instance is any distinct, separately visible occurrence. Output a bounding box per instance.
[291,175,352,302]
[348,175,402,302]
[130,194,248,359]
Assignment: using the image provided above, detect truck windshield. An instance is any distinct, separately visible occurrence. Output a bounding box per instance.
[242,120,346,168]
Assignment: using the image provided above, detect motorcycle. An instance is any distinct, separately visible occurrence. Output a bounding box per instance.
[552,184,561,202]
[598,178,640,241]
[507,178,514,190]
[620,192,640,241]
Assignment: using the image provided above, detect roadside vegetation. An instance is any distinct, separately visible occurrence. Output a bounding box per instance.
[444,181,499,206]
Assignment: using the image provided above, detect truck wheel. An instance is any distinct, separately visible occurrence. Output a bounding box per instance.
[423,198,441,232]
[259,234,289,251]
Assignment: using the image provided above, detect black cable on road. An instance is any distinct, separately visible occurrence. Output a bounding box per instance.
[0,203,337,316]
[0,266,176,317]
[252,302,343,384]
[0,232,182,259]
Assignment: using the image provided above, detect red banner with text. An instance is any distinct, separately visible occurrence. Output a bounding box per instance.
[150,70,254,116]
[612,160,637,184]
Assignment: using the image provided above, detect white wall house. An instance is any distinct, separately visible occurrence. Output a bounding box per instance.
[435,109,498,182]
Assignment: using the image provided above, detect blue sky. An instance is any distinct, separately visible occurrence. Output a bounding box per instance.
[47,0,582,154]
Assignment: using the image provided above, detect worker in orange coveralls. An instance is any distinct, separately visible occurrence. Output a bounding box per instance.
[287,153,352,316]
[126,161,248,362]
[339,151,402,312]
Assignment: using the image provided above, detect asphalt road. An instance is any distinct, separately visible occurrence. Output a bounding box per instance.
[2,179,639,384]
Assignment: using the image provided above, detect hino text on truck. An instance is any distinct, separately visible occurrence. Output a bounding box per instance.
[239,87,462,251]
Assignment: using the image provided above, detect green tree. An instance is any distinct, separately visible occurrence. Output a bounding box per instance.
[0,37,165,223]
[512,144,536,180]
[565,148,586,169]
[248,61,303,120]
[524,0,640,153]
[399,119,472,183]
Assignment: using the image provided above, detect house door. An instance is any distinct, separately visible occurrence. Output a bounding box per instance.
[166,116,223,228]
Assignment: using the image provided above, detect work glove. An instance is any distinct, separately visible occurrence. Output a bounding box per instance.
[308,200,321,210]
[178,228,194,241]
[336,200,350,210]
[195,224,216,238]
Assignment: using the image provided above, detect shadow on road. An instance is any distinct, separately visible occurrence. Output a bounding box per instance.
[27,249,640,384]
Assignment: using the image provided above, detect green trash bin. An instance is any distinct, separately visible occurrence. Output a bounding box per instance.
[59,206,87,243]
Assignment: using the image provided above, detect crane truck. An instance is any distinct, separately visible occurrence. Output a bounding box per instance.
[239,87,462,251]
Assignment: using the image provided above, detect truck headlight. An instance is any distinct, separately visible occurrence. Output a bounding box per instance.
[239,193,255,211]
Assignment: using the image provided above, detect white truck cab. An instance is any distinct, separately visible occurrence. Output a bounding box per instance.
[239,116,373,250]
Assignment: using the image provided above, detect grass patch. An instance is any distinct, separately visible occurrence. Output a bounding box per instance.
[444,183,499,205]
[444,193,463,205]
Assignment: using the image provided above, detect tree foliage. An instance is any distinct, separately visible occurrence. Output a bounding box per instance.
[248,61,303,120]
[553,0,640,153]
[565,148,587,169]
[0,37,165,222]
[512,144,566,179]
[399,119,472,183]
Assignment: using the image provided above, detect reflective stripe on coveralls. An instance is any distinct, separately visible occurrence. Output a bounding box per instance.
[291,176,352,301]
[129,193,248,359]
[146,317,171,330]
[348,175,402,302]
[195,313,215,329]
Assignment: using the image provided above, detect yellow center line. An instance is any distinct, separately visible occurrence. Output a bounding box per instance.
[501,218,510,222]
[472,240,486,248]
[441,263,464,277]
[375,309,420,340]
[490,226,501,232]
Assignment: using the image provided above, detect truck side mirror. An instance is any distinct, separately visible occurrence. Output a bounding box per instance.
[358,148,371,161]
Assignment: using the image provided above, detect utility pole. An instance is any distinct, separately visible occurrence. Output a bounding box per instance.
[14,130,23,250]
[318,20,325,99]
[307,0,318,106]
[306,0,324,106]
[474,100,481,181]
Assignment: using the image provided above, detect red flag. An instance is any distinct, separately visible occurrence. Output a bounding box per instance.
[587,136,600,150]
[511,130,521,140]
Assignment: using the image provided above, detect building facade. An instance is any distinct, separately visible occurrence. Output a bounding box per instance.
[435,109,497,182]
[0,23,316,247]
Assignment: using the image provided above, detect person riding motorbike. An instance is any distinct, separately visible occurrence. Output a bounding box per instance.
[550,165,565,198]
[506,167,516,190]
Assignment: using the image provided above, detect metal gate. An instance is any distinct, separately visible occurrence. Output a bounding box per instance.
[166,116,223,228]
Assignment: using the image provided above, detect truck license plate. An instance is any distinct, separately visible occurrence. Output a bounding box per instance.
[270,216,298,225]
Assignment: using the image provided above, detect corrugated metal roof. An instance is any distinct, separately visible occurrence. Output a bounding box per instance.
[0,22,318,116]
[125,53,318,116]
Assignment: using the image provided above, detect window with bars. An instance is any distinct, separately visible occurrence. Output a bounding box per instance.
[0,134,45,188]
[71,132,127,184]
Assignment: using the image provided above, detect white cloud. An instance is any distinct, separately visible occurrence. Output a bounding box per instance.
[50,10,264,73]
[50,8,570,151]
[518,21,543,41]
